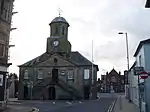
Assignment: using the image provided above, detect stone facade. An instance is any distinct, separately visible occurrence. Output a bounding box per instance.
[0,0,15,109]
[18,16,99,100]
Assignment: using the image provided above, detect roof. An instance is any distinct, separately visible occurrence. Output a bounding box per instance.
[134,38,150,57]
[50,17,69,26]
[18,51,99,71]
[108,68,119,75]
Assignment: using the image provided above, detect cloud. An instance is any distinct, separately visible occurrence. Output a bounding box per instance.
[9,0,150,78]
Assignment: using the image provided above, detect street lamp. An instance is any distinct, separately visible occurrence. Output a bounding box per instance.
[118,32,131,102]
[118,32,130,71]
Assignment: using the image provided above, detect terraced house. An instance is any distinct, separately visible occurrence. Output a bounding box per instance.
[18,16,99,100]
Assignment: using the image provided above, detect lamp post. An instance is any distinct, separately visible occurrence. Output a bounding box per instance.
[118,32,131,102]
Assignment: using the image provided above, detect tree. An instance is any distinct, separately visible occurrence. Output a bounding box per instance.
[145,0,150,8]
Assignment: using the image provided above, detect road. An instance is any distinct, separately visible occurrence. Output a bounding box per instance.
[19,98,115,112]
[54,98,114,112]
[8,93,119,112]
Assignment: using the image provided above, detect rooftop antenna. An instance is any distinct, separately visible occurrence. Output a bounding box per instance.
[58,8,63,17]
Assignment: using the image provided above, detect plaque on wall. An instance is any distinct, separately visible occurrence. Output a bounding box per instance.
[0,74,3,86]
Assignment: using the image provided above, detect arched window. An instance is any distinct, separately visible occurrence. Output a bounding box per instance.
[62,26,65,35]
[55,26,58,35]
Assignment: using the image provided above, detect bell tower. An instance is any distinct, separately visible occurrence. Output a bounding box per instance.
[46,16,71,57]
[49,17,69,39]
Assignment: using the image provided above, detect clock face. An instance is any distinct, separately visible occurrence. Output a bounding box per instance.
[53,40,59,47]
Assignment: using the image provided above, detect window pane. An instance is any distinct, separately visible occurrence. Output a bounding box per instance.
[38,71,43,79]
[24,70,28,79]
[84,69,89,79]
[67,70,74,79]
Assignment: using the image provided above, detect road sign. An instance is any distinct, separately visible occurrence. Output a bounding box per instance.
[133,67,144,75]
[140,71,148,79]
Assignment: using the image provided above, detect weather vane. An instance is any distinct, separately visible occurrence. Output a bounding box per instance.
[58,8,63,17]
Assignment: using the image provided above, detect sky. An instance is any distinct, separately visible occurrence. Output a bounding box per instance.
[9,0,150,78]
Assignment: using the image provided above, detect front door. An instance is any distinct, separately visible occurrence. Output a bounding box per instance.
[24,85,28,100]
[52,69,58,83]
[84,86,90,100]
[48,86,56,100]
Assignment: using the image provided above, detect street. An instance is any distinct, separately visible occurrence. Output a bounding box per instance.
[8,96,115,112]
[54,98,114,112]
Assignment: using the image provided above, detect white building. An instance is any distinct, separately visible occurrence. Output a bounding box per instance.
[129,38,150,112]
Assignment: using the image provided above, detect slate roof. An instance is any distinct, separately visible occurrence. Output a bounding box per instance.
[134,38,150,57]
[18,51,99,71]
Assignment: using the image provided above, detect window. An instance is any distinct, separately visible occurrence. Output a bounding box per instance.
[55,26,58,35]
[62,26,65,35]
[111,76,116,83]
[139,55,142,66]
[24,70,29,79]
[0,74,3,86]
[1,0,12,22]
[0,42,5,57]
[67,70,74,80]
[60,70,65,76]
[38,71,43,79]
[84,69,90,79]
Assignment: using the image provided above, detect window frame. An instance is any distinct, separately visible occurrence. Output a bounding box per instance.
[0,74,3,86]
[84,69,90,80]
[24,70,29,80]
[38,70,43,79]
[1,0,13,22]
[67,69,74,80]
[0,40,5,58]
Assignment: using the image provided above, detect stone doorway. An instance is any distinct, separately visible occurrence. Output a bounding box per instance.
[48,86,56,100]
[84,86,90,100]
[52,68,58,83]
[24,85,28,100]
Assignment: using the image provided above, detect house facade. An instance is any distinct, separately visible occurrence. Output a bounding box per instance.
[18,16,99,100]
[129,38,150,112]
[100,69,124,93]
[0,0,15,109]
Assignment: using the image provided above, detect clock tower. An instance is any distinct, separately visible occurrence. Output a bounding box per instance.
[46,16,72,57]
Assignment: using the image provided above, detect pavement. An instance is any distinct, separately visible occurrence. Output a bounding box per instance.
[2,98,38,112]
[113,95,140,112]
[2,105,33,112]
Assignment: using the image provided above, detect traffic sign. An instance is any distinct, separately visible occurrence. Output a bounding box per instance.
[133,67,144,75]
[140,71,148,79]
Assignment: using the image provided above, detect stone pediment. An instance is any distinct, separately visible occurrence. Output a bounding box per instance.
[36,54,76,67]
